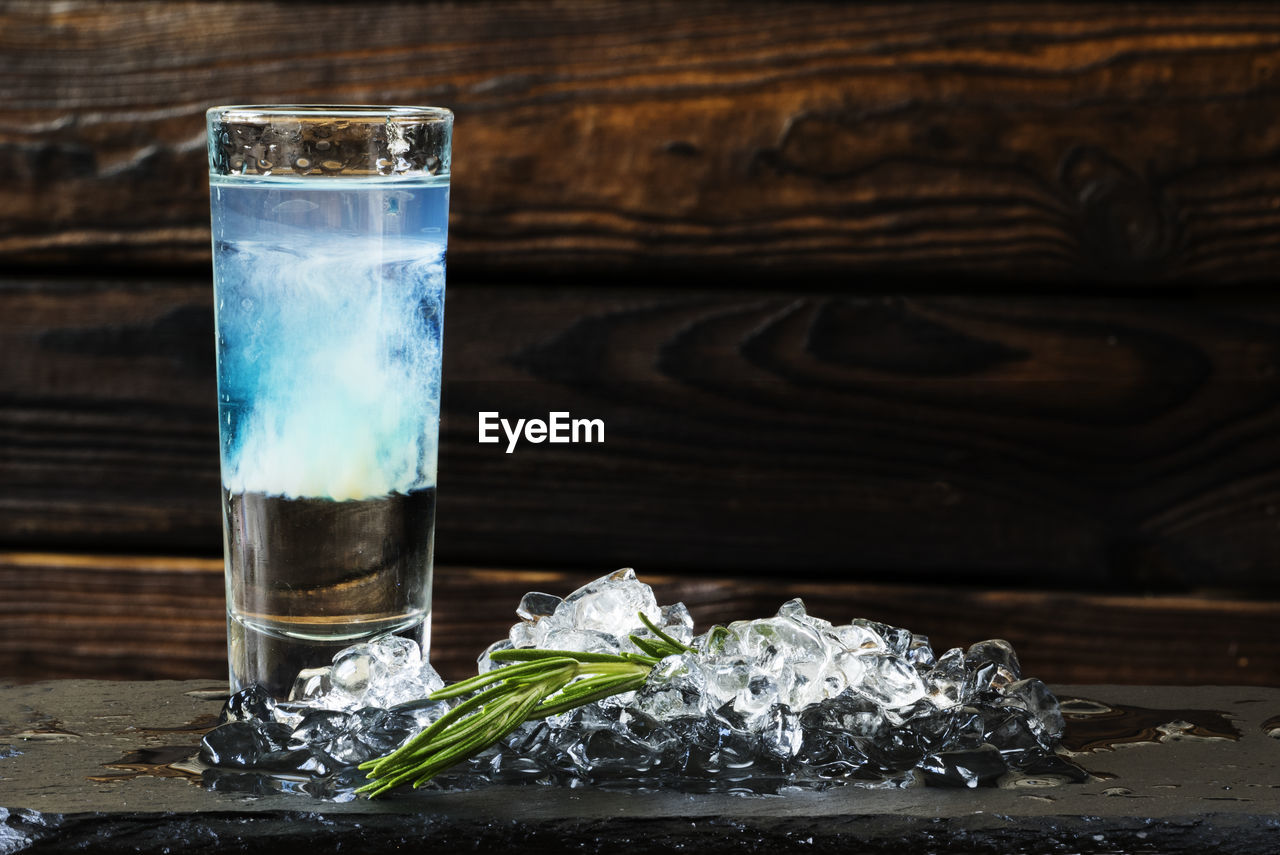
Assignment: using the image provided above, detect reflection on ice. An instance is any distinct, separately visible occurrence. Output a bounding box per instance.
[199,569,1079,798]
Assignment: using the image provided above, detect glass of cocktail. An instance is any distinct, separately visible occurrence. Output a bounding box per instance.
[206,105,452,696]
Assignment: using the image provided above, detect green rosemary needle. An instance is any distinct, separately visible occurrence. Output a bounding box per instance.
[356,612,693,798]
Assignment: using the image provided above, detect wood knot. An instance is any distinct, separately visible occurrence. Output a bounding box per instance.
[1059,146,1175,276]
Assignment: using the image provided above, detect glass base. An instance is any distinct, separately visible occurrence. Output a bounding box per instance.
[228,612,429,698]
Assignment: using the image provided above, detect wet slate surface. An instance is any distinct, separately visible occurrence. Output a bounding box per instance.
[1,681,1279,853]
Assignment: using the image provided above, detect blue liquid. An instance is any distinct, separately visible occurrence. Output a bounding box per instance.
[211,175,448,694]
[211,175,449,501]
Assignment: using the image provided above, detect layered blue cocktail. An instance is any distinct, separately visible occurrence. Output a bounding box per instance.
[207,106,452,695]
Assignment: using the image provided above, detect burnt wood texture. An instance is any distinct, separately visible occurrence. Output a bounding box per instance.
[2,2,1280,279]
[3,555,1277,686]
[7,279,1280,590]
[3,1,1280,681]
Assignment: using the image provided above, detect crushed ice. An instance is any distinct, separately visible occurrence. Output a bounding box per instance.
[199,569,1081,798]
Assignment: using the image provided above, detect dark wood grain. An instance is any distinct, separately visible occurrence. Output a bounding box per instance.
[5,2,1280,280]
[1,553,1275,686]
[5,275,1280,589]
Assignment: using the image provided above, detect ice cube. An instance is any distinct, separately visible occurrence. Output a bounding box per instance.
[270,701,310,730]
[919,744,1008,788]
[579,726,663,775]
[713,617,829,712]
[562,706,665,777]
[924,647,970,708]
[906,634,936,669]
[758,704,803,759]
[417,659,445,692]
[831,649,866,690]
[997,678,1065,743]
[363,634,422,671]
[736,673,780,720]
[363,660,445,709]
[289,666,334,703]
[510,618,551,649]
[950,705,987,751]
[332,647,380,695]
[723,616,827,662]
[477,639,513,673]
[390,695,452,731]
[258,720,294,752]
[779,599,846,644]
[539,628,623,656]
[326,733,383,765]
[634,683,703,722]
[597,687,641,710]
[847,620,912,657]
[776,598,808,621]
[658,602,695,644]
[201,720,269,768]
[636,652,706,721]
[785,655,831,710]
[256,748,333,777]
[850,653,927,709]
[616,708,678,759]
[556,568,661,636]
[981,708,1043,755]
[705,657,751,709]
[966,639,1022,694]
[220,685,276,724]
[830,622,884,652]
[700,709,765,778]
[289,709,356,749]
[517,591,563,622]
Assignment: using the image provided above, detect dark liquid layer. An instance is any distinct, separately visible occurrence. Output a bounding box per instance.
[224,488,435,695]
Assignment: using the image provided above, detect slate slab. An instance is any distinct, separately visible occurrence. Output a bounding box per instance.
[1,681,1278,853]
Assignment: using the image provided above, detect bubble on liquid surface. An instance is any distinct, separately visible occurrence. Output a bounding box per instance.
[200,571,1073,798]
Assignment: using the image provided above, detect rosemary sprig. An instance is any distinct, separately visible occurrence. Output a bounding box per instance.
[356,611,694,797]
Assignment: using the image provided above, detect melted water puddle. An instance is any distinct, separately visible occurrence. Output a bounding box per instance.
[89,745,206,785]
[1057,697,1240,753]
[90,714,217,786]
[125,713,221,736]
[1,707,81,743]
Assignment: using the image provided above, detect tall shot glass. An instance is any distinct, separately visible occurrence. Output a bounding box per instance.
[207,106,452,696]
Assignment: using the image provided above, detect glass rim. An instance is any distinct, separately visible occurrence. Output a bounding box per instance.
[208,105,453,124]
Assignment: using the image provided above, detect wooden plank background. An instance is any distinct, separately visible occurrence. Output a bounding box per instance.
[4,554,1276,686]
[7,278,1280,591]
[3,1,1280,683]
[5,2,1280,280]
